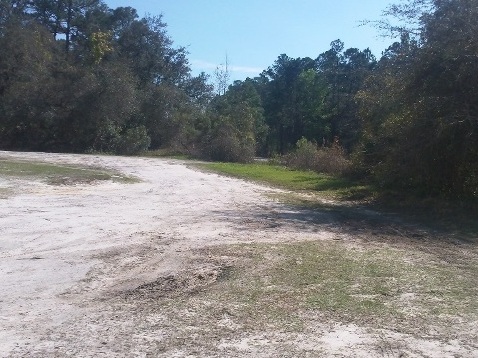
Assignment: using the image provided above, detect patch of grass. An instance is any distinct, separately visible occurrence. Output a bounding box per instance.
[207,243,401,324]
[0,159,139,185]
[199,161,478,235]
[197,162,372,199]
[191,241,478,333]
[274,244,397,315]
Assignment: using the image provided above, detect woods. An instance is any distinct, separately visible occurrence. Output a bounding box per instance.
[1,0,477,199]
[0,1,212,154]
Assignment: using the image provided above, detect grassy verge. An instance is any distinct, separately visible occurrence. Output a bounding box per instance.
[197,161,478,236]
[197,162,373,199]
[0,158,139,185]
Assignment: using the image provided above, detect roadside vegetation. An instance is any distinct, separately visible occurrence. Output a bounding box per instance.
[2,0,478,204]
[200,159,478,237]
[198,161,371,200]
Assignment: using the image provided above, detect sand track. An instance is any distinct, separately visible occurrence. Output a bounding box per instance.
[0,151,323,356]
[1,151,476,357]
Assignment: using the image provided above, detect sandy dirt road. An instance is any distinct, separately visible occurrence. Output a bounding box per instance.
[0,151,476,357]
[0,151,331,357]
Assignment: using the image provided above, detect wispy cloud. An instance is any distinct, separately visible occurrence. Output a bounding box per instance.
[190,60,262,75]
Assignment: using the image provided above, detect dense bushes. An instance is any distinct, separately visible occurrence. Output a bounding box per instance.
[199,79,266,163]
[116,126,151,155]
[0,4,212,156]
[203,122,255,163]
[283,137,351,175]
[354,0,478,198]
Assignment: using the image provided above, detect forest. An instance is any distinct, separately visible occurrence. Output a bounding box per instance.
[1,0,477,200]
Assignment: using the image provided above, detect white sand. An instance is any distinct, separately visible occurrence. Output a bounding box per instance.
[1,151,475,357]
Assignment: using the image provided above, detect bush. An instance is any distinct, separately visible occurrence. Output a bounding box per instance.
[283,137,350,175]
[203,122,255,163]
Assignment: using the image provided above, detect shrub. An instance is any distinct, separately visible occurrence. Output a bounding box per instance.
[284,137,350,175]
[203,122,255,163]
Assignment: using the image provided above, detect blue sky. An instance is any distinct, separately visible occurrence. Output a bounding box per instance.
[105,1,397,81]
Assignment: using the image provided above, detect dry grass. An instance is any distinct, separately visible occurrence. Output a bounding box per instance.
[282,138,351,175]
[193,241,478,332]
[111,238,478,356]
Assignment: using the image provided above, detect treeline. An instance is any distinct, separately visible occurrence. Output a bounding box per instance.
[1,0,477,198]
[206,0,478,199]
[0,0,213,154]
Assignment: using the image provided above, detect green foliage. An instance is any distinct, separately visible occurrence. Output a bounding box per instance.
[116,125,151,155]
[202,79,266,163]
[356,0,478,199]
[90,31,113,64]
[284,137,319,171]
[255,45,375,155]
[260,55,319,154]
[0,2,212,156]
[205,120,254,163]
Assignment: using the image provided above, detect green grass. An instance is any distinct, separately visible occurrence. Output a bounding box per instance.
[197,162,372,199]
[0,158,139,185]
[198,161,478,236]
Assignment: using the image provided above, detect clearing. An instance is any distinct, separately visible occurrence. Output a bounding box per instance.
[0,151,477,357]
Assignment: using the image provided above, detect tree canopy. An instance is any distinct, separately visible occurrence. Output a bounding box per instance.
[0,0,212,154]
[1,0,477,199]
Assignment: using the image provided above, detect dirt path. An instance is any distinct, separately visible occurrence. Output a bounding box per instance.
[0,151,476,357]
[0,152,327,357]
